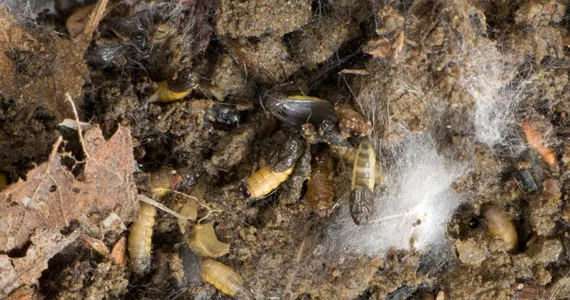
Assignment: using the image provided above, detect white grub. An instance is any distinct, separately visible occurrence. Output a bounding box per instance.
[326,133,467,255]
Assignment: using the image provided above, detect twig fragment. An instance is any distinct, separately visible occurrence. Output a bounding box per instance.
[65,93,90,160]
[81,0,109,43]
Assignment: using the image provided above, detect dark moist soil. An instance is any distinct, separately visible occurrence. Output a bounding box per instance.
[2,0,570,299]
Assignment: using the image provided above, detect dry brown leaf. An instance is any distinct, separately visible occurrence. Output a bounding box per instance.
[0,228,81,297]
[0,126,137,296]
[0,126,138,252]
[110,237,127,267]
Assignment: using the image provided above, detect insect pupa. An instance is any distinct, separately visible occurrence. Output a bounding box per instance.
[521,119,557,169]
[306,150,335,217]
[350,139,376,225]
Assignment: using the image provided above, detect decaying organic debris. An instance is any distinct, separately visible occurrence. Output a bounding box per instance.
[2,0,570,299]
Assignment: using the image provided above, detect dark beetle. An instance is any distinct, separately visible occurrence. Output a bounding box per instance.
[514,170,537,194]
[265,93,337,128]
[513,161,538,194]
[86,44,133,67]
[209,103,241,126]
[167,68,199,93]
[269,136,304,172]
[106,11,152,55]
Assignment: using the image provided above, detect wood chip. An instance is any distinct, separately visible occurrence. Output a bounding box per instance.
[110,237,127,267]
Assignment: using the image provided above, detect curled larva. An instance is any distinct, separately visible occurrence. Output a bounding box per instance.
[350,139,376,225]
[188,223,230,258]
[306,150,335,217]
[482,205,518,253]
[128,202,157,274]
[245,166,294,199]
[201,258,245,297]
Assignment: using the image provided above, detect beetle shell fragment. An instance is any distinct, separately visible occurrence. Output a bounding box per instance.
[513,162,537,194]
[178,179,205,233]
[188,223,230,258]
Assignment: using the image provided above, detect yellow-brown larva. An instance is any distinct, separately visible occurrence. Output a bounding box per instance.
[245,166,294,199]
[482,205,518,253]
[149,168,182,197]
[201,258,245,297]
[306,150,335,217]
[128,202,157,274]
[349,139,376,225]
[154,81,193,102]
